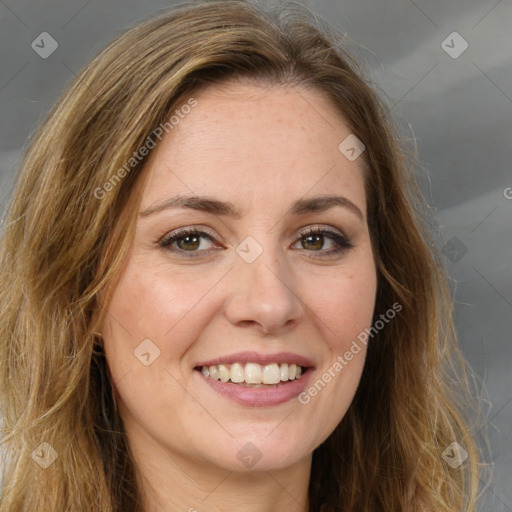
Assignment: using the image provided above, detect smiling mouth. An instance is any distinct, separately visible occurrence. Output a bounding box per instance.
[195,362,307,387]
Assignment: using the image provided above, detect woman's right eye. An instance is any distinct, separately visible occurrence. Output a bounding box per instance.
[159,227,222,257]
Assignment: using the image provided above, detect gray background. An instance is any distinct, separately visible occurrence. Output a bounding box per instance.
[0,0,511,509]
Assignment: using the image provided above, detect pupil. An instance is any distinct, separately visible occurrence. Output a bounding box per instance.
[179,235,199,250]
[303,234,323,250]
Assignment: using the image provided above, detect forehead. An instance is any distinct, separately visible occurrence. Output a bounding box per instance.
[139,81,367,214]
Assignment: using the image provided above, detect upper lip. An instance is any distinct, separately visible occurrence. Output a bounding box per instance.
[195,351,315,368]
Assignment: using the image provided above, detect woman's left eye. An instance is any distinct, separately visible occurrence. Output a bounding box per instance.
[291,227,354,259]
[158,226,353,259]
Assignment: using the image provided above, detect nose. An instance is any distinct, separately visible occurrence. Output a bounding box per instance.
[222,243,305,335]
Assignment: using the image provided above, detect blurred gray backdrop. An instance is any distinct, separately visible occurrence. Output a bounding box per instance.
[0,0,511,509]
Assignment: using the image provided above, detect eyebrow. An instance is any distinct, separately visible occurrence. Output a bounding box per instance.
[139,194,365,222]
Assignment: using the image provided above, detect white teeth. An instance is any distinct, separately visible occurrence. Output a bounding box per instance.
[230,362,244,383]
[208,365,220,380]
[262,363,280,384]
[280,363,289,381]
[199,362,305,384]
[244,362,262,384]
[218,364,229,382]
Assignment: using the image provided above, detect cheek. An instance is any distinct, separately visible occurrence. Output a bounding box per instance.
[293,268,376,440]
[101,257,231,398]
[306,267,377,350]
[106,260,221,341]
[101,265,202,424]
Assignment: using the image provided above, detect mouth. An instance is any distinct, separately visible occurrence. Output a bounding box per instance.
[193,352,315,407]
[194,362,308,387]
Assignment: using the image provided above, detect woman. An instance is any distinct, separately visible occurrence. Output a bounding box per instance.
[0,1,482,510]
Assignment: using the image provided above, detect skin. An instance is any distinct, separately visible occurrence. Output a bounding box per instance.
[100,79,378,512]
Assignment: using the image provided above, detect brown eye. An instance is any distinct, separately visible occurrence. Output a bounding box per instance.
[159,227,220,257]
[175,234,201,251]
[293,227,353,259]
[301,234,325,251]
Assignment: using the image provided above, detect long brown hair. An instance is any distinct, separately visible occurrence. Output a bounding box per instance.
[0,1,483,510]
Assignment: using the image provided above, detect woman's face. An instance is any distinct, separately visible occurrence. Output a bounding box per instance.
[101,80,377,476]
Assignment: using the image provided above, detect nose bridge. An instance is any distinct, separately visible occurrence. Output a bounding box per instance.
[223,233,304,333]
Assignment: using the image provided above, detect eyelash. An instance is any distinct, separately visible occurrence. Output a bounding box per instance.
[158,226,354,260]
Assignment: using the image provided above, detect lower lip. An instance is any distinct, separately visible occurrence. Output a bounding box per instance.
[195,367,314,407]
